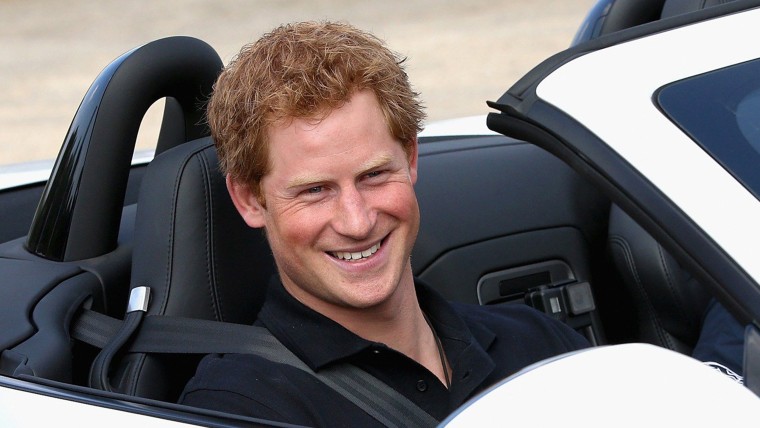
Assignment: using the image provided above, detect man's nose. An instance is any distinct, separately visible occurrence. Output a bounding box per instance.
[333,186,374,239]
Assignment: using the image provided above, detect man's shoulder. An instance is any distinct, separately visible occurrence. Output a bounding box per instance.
[181,352,335,402]
[452,300,559,326]
[183,353,297,394]
[180,352,365,424]
[452,301,590,349]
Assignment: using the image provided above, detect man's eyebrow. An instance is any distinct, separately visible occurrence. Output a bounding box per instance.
[358,153,393,174]
[285,153,395,189]
[286,174,329,190]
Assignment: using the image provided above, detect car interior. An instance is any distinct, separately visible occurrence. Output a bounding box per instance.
[0,0,738,422]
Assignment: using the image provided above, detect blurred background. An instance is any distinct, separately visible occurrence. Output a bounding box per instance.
[0,0,594,166]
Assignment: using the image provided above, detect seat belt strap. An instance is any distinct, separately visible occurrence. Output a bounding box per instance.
[88,287,150,392]
[72,308,439,428]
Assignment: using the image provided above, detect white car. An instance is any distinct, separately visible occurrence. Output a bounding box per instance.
[1,0,760,426]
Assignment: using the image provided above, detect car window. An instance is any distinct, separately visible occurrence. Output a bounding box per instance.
[657,59,760,200]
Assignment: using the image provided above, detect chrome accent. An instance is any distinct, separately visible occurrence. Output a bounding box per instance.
[127,286,151,313]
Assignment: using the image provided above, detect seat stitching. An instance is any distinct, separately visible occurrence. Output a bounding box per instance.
[656,244,690,326]
[198,150,224,321]
[609,235,671,347]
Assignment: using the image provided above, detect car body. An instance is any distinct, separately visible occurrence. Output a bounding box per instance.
[2,0,760,425]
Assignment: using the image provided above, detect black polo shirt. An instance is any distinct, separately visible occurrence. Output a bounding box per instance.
[179,280,589,426]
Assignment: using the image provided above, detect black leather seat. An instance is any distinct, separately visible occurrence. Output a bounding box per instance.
[660,0,736,18]
[112,137,276,401]
[607,205,711,354]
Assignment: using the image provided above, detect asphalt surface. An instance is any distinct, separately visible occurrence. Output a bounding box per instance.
[1,0,595,165]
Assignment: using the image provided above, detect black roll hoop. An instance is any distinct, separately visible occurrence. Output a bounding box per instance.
[26,36,223,262]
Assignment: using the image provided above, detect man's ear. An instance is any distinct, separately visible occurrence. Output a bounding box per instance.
[408,137,419,185]
[226,176,266,228]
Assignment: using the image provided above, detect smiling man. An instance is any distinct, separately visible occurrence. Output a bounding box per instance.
[179,21,589,426]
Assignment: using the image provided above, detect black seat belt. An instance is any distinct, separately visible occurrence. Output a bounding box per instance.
[73,293,439,428]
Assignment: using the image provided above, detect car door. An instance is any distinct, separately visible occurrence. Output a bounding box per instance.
[487,0,760,390]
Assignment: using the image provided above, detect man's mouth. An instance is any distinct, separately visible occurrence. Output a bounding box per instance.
[331,241,381,262]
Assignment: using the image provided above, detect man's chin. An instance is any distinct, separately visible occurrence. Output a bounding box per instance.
[333,276,410,310]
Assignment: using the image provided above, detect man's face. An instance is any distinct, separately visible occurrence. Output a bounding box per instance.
[228,90,420,315]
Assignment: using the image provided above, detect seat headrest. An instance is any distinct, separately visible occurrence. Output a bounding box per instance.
[130,137,275,323]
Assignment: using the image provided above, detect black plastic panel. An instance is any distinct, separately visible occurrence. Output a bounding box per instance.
[413,135,609,305]
[0,259,81,351]
[416,227,594,305]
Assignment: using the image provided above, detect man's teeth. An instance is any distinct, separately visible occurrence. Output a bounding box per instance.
[333,242,381,261]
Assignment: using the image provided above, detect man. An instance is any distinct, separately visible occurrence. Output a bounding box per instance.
[693,298,746,384]
[179,21,589,426]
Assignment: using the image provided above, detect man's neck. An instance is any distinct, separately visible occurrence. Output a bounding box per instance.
[329,279,451,388]
[284,271,451,387]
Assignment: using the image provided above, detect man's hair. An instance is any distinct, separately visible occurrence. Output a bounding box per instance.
[207,21,426,202]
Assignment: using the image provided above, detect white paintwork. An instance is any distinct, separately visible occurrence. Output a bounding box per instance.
[537,7,760,286]
[0,114,493,192]
[442,343,760,427]
[0,150,155,191]
[0,159,56,190]
[0,381,192,427]
[419,115,495,137]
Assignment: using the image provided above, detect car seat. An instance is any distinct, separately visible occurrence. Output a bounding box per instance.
[572,0,736,44]
[660,0,737,19]
[607,204,711,354]
[109,137,276,401]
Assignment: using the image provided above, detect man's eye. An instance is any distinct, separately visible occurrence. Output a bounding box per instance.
[307,186,322,194]
[366,171,382,178]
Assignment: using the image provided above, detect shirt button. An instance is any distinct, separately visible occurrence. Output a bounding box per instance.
[416,380,428,392]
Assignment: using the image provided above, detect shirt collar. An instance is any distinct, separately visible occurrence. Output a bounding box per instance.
[258,278,373,370]
[416,281,497,403]
[415,281,496,351]
[258,277,496,378]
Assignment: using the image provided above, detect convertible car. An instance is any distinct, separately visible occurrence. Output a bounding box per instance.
[2,0,760,425]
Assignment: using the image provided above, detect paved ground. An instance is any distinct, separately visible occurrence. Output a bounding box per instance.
[1,0,595,164]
